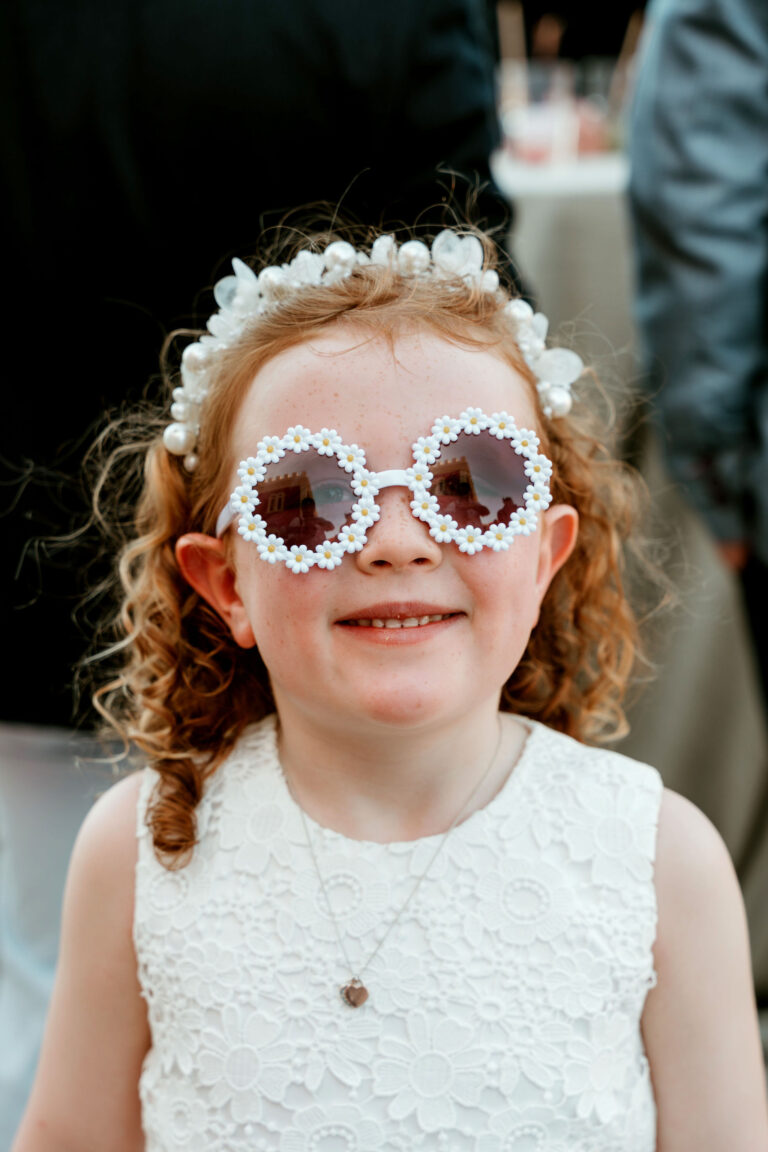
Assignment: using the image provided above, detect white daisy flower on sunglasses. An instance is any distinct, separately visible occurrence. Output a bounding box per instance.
[412,435,440,465]
[429,515,458,544]
[314,428,343,456]
[230,485,256,513]
[314,540,346,569]
[351,498,380,527]
[337,522,367,552]
[257,435,285,461]
[237,515,264,543]
[410,492,440,522]
[484,523,515,551]
[351,473,379,498]
[431,415,462,442]
[237,457,265,484]
[285,425,312,451]
[511,428,540,454]
[257,534,287,563]
[338,444,366,473]
[527,484,553,512]
[455,526,485,554]
[510,510,538,536]
[285,545,315,573]
[524,456,553,482]
[405,464,433,489]
[459,407,486,434]
[487,411,516,440]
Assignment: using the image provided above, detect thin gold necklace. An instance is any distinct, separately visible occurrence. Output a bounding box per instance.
[285,719,504,1008]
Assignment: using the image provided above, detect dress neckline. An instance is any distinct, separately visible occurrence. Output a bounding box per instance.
[266,713,542,849]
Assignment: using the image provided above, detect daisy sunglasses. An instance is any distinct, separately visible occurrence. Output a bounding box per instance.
[216,409,553,574]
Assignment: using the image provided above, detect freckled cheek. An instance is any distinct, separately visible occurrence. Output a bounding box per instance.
[468,551,543,634]
[238,567,334,650]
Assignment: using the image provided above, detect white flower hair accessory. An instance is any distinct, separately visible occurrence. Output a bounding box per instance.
[162,230,584,470]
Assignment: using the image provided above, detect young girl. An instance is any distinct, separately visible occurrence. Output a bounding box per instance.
[14,228,768,1151]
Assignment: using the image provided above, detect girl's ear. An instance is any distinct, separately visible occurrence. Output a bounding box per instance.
[175,533,257,649]
[536,504,579,596]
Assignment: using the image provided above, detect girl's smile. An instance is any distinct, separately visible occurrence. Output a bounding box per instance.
[334,601,464,643]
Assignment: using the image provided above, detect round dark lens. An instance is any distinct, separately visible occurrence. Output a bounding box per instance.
[258,449,356,548]
[431,431,529,528]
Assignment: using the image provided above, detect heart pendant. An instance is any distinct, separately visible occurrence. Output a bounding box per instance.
[340,979,369,1007]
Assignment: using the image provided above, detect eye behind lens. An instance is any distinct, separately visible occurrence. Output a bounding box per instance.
[258,446,358,549]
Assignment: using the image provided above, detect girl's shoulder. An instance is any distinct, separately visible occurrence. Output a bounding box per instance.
[654,786,741,938]
[61,770,146,939]
[74,769,146,878]
[58,770,146,976]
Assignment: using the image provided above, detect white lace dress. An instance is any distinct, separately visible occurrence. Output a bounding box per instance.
[134,715,663,1151]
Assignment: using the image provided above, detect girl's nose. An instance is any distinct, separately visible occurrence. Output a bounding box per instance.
[355,488,443,573]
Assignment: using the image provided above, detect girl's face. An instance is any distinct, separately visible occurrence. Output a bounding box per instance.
[197,324,576,734]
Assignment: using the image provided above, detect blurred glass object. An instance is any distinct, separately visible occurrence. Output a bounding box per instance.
[499,56,632,162]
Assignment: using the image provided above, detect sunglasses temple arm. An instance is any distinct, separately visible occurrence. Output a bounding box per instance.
[216,505,236,538]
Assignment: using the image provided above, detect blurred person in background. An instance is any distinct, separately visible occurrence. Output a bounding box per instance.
[629,0,768,1013]
[0,0,513,1140]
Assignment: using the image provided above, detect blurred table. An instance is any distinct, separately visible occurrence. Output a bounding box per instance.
[494,151,628,196]
[493,147,768,988]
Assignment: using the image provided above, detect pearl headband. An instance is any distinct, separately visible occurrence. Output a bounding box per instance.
[162,230,585,471]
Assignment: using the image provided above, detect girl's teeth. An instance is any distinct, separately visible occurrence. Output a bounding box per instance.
[354,614,450,628]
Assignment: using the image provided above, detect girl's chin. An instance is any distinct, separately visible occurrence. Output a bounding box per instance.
[339,683,472,732]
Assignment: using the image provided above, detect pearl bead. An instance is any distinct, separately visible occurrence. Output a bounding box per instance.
[258,266,286,299]
[480,269,499,293]
[547,386,573,417]
[183,453,199,472]
[506,299,533,322]
[398,240,430,276]
[170,401,189,421]
[323,240,356,274]
[163,422,196,455]
[370,234,396,266]
[181,343,207,373]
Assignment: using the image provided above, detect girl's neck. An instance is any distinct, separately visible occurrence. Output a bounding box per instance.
[273,700,529,843]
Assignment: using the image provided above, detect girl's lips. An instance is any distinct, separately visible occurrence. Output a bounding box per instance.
[335,602,462,624]
[334,605,464,642]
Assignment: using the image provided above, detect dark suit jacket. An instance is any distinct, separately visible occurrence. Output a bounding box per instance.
[1,0,512,726]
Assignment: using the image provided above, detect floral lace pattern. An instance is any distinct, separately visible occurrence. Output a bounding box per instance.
[134,717,662,1151]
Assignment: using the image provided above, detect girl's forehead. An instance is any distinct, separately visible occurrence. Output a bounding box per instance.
[231,326,537,456]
